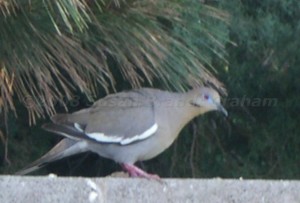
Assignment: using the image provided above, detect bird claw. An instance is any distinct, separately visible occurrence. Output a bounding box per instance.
[121,163,161,180]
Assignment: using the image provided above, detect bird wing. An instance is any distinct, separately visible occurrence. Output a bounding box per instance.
[44,89,158,145]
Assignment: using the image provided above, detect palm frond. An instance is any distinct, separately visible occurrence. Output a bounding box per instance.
[0,0,229,124]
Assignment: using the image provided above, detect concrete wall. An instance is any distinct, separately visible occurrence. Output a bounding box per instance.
[0,175,299,203]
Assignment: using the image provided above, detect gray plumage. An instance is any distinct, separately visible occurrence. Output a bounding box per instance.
[16,87,227,177]
[15,138,88,175]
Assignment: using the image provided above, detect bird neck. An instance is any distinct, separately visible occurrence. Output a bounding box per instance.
[165,89,208,132]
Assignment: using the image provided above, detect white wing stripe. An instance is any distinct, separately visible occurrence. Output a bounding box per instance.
[74,123,84,132]
[85,132,124,143]
[120,123,158,145]
[85,123,158,145]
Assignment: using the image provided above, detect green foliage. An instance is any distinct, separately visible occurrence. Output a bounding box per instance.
[209,0,300,178]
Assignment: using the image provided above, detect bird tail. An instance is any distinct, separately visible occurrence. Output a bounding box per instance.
[15,138,88,175]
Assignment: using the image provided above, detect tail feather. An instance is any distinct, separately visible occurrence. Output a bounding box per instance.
[15,138,88,175]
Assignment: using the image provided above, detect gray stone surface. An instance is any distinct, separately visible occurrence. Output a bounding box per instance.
[0,175,299,203]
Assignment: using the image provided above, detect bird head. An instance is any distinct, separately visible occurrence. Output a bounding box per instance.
[190,87,228,116]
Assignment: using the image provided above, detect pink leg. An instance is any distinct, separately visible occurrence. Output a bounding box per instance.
[121,163,160,180]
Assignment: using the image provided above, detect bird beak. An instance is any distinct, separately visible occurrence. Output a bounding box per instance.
[217,104,228,117]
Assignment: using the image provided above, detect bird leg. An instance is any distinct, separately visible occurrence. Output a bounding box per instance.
[121,163,160,180]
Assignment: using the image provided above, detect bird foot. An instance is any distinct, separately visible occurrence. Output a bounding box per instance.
[121,163,160,180]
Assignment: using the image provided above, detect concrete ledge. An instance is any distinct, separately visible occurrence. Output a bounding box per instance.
[0,175,299,203]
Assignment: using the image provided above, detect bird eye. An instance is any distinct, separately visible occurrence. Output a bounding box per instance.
[204,94,209,100]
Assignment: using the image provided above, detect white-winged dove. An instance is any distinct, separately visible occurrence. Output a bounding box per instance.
[16,87,227,178]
